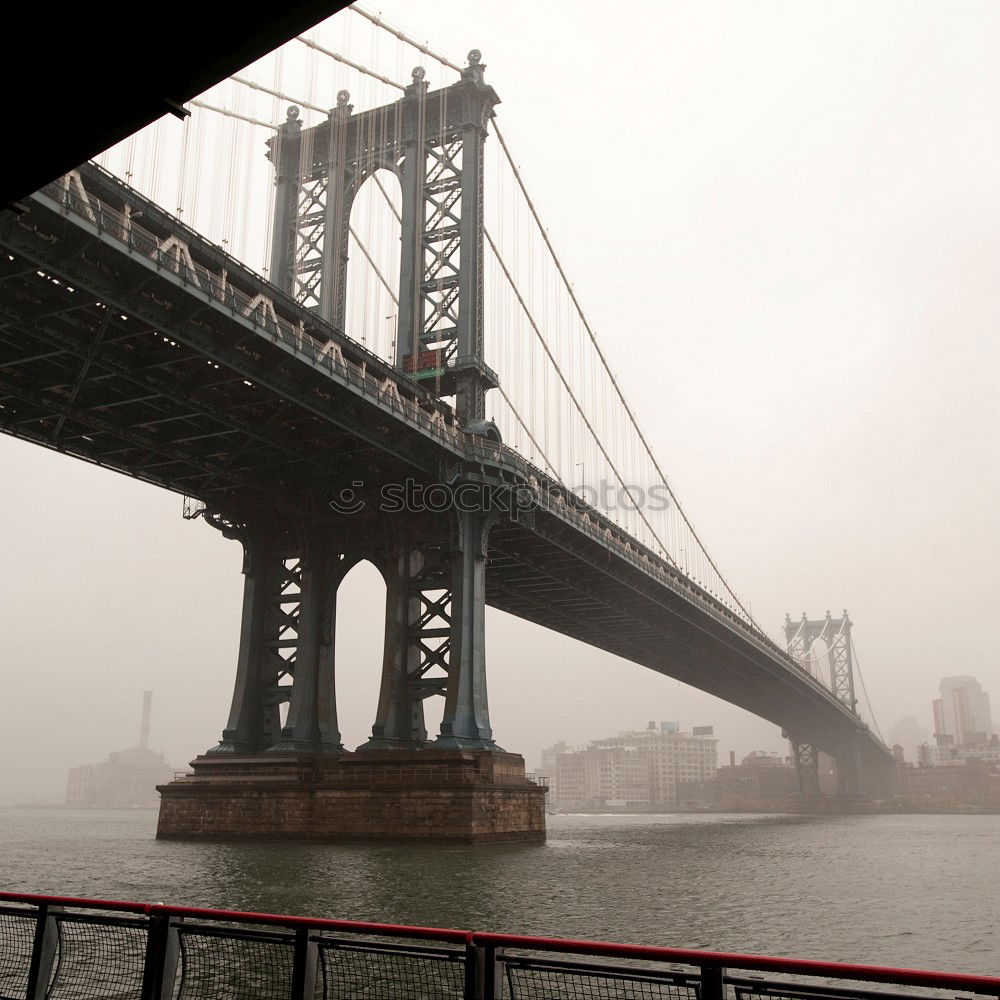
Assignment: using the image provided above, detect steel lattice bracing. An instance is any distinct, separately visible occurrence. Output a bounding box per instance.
[206,519,311,754]
[361,530,454,749]
[359,511,496,751]
[267,52,498,424]
[291,171,330,312]
[791,741,821,797]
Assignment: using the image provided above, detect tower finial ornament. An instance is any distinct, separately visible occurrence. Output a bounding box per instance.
[287,106,299,121]
[462,49,486,86]
[333,90,353,120]
[405,66,429,97]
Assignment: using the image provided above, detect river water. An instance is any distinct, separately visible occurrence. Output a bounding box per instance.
[1,809,996,975]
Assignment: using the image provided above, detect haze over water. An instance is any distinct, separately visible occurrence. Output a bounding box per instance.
[2,809,996,975]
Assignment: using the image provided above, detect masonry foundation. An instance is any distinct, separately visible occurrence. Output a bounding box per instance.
[156,750,546,844]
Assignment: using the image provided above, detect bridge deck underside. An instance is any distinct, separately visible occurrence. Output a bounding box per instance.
[0,188,887,769]
[0,215,444,517]
[487,520,861,753]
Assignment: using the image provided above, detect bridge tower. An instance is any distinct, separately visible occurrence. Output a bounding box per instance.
[784,610,863,797]
[784,610,857,711]
[267,51,498,425]
[155,54,545,844]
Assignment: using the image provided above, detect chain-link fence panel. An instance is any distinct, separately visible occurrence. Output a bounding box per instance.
[0,910,36,1000]
[318,938,468,1000]
[172,928,294,1000]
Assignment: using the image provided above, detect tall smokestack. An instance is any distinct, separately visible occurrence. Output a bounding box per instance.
[729,750,736,767]
[140,690,152,750]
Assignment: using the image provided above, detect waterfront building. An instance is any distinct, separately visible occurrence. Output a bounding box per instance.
[954,736,1000,764]
[550,722,717,811]
[679,750,797,811]
[66,692,174,808]
[918,735,1000,767]
[538,741,569,781]
[933,676,993,748]
[897,761,1000,811]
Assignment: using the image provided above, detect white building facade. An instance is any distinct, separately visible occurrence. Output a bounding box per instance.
[550,722,718,811]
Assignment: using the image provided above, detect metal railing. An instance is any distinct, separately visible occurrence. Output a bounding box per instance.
[0,893,996,1000]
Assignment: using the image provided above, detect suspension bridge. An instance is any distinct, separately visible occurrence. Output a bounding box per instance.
[0,7,891,840]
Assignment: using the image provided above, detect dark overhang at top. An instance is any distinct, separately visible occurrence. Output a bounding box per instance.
[1,1,352,208]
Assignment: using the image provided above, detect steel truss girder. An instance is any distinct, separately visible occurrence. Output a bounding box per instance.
[0,370,289,505]
[0,205,450,510]
[490,514,860,735]
[3,168,463,469]
[0,309,316,510]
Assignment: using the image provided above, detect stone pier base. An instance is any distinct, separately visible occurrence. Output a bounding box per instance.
[156,750,546,843]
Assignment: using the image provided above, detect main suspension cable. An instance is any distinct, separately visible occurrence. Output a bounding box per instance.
[295,34,406,91]
[850,634,884,742]
[230,76,327,114]
[348,6,463,72]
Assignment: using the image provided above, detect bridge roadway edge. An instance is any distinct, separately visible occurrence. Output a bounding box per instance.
[0,166,893,822]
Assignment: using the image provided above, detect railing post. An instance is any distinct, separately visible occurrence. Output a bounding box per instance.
[25,904,59,1000]
[464,942,477,1000]
[289,925,317,1000]
[141,906,179,1000]
[470,941,501,1000]
[701,963,726,1000]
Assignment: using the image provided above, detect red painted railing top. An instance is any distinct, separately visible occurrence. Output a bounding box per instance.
[0,892,470,944]
[475,932,1000,993]
[1,891,997,994]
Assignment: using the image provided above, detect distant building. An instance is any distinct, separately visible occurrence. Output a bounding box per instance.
[918,735,1000,768]
[897,761,1000,811]
[692,751,796,810]
[539,741,569,778]
[887,715,930,763]
[957,736,1000,765]
[66,692,174,808]
[933,676,993,748]
[550,722,717,811]
[739,750,788,767]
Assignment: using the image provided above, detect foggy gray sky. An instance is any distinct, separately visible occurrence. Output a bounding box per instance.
[2,0,999,803]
